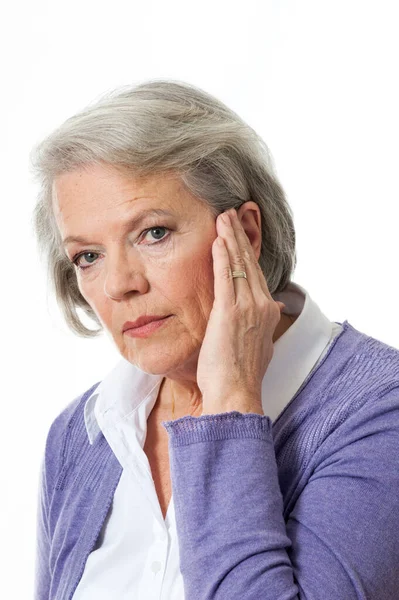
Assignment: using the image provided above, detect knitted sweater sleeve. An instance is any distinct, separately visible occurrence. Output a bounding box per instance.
[162,387,399,600]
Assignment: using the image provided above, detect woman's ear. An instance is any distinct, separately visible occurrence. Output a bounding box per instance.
[236,201,262,261]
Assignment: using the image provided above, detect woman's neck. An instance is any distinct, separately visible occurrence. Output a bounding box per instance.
[156,376,203,420]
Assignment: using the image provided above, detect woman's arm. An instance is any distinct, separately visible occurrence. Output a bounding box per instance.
[163,387,399,599]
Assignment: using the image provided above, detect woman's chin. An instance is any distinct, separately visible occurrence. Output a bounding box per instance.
[119,347,183,375]
[120,341,200,378]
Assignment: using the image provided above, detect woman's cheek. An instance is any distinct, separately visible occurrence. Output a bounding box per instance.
[76,273,100,307]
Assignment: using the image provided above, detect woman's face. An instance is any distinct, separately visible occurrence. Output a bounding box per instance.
[52,163,218,377]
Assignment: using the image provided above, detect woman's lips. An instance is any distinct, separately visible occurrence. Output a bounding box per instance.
[123,315,173,338]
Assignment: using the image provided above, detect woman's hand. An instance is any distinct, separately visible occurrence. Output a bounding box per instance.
[197,208,285,416]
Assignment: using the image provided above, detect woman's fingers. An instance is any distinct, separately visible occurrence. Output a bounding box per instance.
[212,232,236,308]
[216,212,254,305]
[219,208,275,305]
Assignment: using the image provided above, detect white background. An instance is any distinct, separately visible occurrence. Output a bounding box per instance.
[1,0,398,596]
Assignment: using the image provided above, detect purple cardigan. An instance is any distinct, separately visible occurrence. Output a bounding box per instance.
[35,320,399,599]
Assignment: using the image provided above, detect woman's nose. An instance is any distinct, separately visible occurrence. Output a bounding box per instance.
[103,252,149,300]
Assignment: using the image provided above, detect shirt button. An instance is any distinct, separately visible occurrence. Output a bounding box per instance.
[151,561,162,575]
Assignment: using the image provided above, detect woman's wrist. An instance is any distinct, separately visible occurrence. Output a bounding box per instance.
[201,395,264,416]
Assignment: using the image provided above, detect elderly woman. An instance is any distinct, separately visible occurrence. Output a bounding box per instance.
[32,80,399,600]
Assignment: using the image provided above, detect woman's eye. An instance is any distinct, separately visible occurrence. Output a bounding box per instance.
[72,252,99,270]
[140,226,170,245]
[71,226,171,270]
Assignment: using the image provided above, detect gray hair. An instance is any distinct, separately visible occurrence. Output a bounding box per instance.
[30,79,297,338]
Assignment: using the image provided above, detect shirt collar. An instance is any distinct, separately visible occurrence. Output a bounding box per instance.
[84,281,336,444]
[267,281,336,421]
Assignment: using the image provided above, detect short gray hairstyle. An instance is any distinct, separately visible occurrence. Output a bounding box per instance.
[30,79,297,338]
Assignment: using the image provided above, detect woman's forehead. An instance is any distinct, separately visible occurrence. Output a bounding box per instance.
[52,167,197,216]
[52,166,211,241]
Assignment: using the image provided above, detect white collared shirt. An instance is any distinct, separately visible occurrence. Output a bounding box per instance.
[73,281,343,599]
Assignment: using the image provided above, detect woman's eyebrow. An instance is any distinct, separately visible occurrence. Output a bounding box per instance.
[62,208,175,247]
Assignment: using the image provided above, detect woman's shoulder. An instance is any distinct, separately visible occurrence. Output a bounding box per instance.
[274,323,399,457]
[313,322,399,448]
[47,381,101,438]
[42,381,102,478]
[313,321,399,401]
[341,321,399,393]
